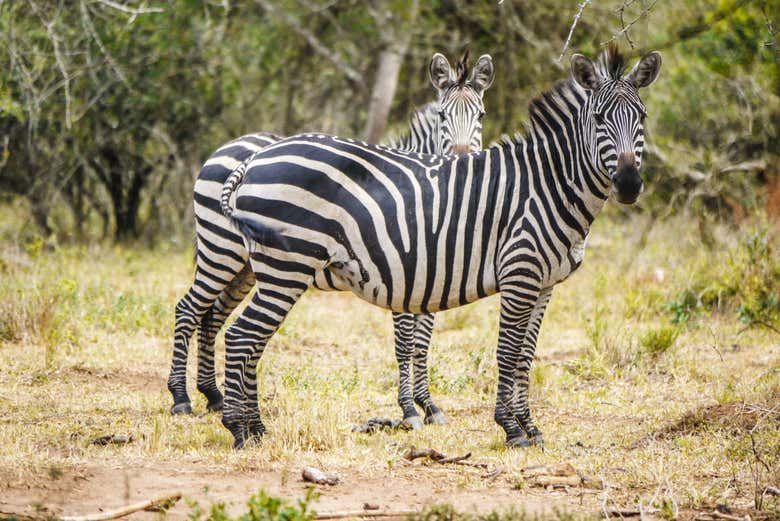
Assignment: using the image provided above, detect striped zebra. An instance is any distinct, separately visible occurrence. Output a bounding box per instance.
[219,44,662,449]
[168,52,495,428]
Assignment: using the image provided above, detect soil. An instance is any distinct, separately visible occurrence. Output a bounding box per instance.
[1,462,599,519]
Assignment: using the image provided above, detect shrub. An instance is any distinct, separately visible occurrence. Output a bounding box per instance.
[638,326,680,358]
[665,223,780,329]
[187,488,318,521]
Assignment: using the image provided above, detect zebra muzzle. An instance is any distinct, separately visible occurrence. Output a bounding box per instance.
[612,153,643,204]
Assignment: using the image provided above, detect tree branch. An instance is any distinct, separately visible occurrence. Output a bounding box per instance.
[254,0,367,92]
[558,0,592,61]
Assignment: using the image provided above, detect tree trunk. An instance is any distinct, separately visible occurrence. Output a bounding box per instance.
[362,44,408,144]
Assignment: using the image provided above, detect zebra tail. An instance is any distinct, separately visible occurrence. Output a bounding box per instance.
[220,160,249,218]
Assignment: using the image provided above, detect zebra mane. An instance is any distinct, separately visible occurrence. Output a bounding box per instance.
[492,44,628,150]
[388,101,438,151]
[491,78,587,150]
[455,50,470,86]
[597,43,627,80]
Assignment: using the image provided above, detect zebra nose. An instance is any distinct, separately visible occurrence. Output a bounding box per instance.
[617,152,637,170]
[452,144,470,155]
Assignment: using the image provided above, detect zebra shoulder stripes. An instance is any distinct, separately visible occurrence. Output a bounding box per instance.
[168,52,495,428]
[219,44,662,449]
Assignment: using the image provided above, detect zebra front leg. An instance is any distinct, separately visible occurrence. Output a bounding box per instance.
[495,291,536,447]
[196,263,255,412]
[410,313,446,425]
[392,313,423,429]
[222,263,313,449]
[511,287,552,447]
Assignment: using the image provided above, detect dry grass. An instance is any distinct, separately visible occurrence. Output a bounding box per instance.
[0,204,779,519]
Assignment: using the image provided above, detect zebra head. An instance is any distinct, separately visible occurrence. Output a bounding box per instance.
[571,45,662,204]
[429,51,495,155]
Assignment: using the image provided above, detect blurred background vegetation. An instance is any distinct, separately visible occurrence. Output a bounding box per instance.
[0,0,778,244]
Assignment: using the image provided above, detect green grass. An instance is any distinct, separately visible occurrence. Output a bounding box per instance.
[0,204,779,518]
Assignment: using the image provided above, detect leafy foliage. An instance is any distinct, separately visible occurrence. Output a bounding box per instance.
[187,488,318,521]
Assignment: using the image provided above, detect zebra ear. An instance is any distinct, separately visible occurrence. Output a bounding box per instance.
[571,53,602,91]
[429,53,454,91]
[627,51,662,89]
[471,54,495,95]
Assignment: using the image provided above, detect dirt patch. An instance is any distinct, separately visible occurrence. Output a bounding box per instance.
[632,399,780,448]
[0,462,598,520]
[664,401,779,436]
[63,365,163,392]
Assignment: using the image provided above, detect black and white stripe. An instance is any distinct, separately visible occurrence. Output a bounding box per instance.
[168,52,495,427]
[219,45,662,449]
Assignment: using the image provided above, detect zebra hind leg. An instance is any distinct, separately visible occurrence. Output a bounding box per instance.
[392,313,423,429]
[410,313,446,425]
[222,260,313,449]
[168,284,212,415]
[196,263,255,412]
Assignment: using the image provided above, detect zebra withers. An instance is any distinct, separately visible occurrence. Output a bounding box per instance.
[220,44,662,449]
[168,52,495,428]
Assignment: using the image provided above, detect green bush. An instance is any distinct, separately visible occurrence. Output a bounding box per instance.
[665,224,780,329]
[187,489,318,521]
[638,326,680,358]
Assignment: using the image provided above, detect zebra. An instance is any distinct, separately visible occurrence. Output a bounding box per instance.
[218,44,662,449]
[168,52,496,429]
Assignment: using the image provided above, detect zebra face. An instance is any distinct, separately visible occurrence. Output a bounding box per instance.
[429,52,495,155]
[571,47,662,204]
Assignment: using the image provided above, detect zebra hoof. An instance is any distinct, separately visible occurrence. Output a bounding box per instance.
[206,398,224,412]
[404,415,424,430]
[424,411,447,425]
[526,427,544,447]
[232,436,246,450]
[506,434,532,448]
[171,402,193,415]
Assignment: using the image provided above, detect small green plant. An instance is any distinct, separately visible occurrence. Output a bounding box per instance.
[638,325,680,358]
[187,488,318,521]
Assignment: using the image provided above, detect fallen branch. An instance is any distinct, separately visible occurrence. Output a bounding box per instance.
[61,493,182,521]
[403,446,490,469]
[603,507,658,517]
[316,510,418,520]
[765,485,780,497]
[1,494,182,521]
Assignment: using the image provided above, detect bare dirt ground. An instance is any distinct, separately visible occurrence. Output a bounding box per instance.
[2,463,586,519]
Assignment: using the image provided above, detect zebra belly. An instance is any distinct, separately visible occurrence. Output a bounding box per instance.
[543,236,588,286]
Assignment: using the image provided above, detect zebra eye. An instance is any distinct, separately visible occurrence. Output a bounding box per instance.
[641,110,648,121]
[593,112,605,125]
[438,110,446,122]
[478,111,486,121]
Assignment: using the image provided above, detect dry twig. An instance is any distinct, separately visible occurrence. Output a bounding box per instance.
[403,446,490,469]
[558,0,592,61]
[316,510,418,520]
[0,493,184,521]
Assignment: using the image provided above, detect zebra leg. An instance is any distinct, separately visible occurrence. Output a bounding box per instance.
[168,269,222,415]
[221,258,313,449]
[410,313,446,425]
[392,313,423,429]
[511,287,552,447]
[195,263,255,412]
[494,291,537,447]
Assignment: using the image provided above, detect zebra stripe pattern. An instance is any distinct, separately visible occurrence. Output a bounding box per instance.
[220,45,662,449]
[168,52,495,427]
